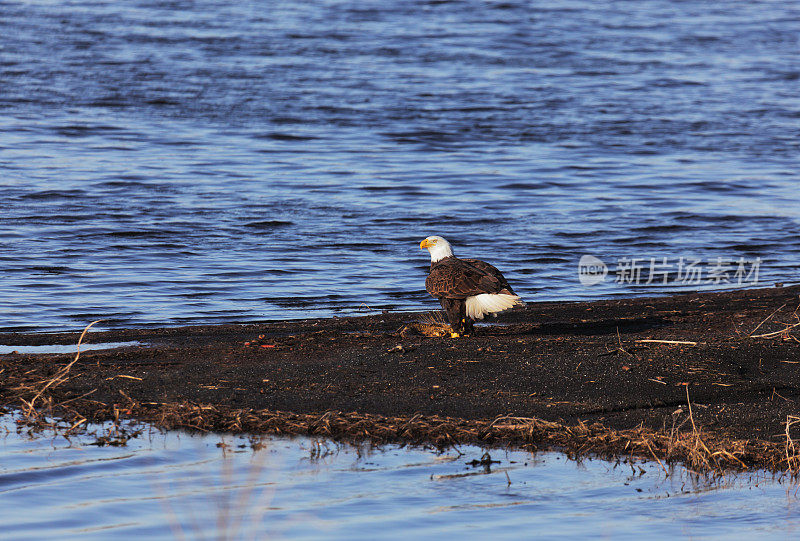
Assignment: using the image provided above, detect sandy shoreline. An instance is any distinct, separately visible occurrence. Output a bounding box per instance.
[2,284,800,472]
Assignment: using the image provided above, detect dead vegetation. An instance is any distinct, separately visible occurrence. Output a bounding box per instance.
[62,396,796,476]
[5,375,799,476]
[785,415,800,474]
[398,311,452,338]
[747,299,800,342]
[8,320,139,445]
[17,320,100,419]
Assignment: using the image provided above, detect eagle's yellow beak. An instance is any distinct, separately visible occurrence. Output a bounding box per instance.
[420,238,434,249]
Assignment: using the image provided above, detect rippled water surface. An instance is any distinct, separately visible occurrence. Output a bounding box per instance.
[2,417,800,540]
[2,0,799,331]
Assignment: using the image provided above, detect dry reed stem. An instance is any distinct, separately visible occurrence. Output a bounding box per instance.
[636,340,699,346]
[749,301,800,340]
[785,416,800,475]
[645,439,669,475]
[678,384,722,472]
[751,322,800,339]
[748,303,787,337]
[686,385,698,434]
[20,320,102,418]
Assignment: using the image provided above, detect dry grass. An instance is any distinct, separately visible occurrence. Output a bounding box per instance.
[659,386,748,472]
[636,339,700,346]
[9,320,138,444]
[785,416,800,475]
[16,320,101,420]
[749,300,800,342]
[58,398,782,476]
[398,311,452,337]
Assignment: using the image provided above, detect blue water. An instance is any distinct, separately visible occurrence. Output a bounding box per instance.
[1,416,799,540]
[2,0,799,332]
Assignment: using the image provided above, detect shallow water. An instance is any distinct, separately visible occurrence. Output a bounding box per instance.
[1,416,800,540]
[2,0,800,332]
[0,341,141,355]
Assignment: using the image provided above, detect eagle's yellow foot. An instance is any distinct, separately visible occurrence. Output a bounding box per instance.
[450,332,461,338]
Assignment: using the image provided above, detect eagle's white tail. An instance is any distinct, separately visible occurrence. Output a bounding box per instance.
[465,293,522,320]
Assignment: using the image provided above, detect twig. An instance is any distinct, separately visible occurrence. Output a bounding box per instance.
[636,340,699,346]
[22,320,102,417]
[601,327,633,357]
[748,303,787,337]
[751,322,800,339]
[771,389,793,403]
[645,439,669,475]
[58,388,98,406]
[105,375,144,381]
[785,416,800,474]
[686,385,697,435]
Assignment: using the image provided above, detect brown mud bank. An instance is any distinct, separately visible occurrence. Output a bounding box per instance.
[2,284,800,473]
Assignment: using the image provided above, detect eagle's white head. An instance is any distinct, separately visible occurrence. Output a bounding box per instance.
[420,235,454,263]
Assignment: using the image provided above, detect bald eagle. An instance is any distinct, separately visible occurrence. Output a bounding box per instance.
[420,236,522,337]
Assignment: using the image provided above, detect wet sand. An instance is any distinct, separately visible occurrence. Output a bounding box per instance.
[2,284,800,471]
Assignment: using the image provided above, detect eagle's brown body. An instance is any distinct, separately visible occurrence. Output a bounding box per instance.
[426,257,515,300]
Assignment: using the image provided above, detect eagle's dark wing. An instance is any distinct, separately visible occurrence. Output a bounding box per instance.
[426,257,505,299]
[462,258,516,295]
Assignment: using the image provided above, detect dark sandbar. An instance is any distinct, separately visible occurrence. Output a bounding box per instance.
[2,284,800,472]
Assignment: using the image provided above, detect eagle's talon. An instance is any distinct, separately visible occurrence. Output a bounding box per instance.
[450,332,461,338]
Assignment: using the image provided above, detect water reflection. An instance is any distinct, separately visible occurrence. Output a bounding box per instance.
[1,416,800,539]
[0,342,142,355]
